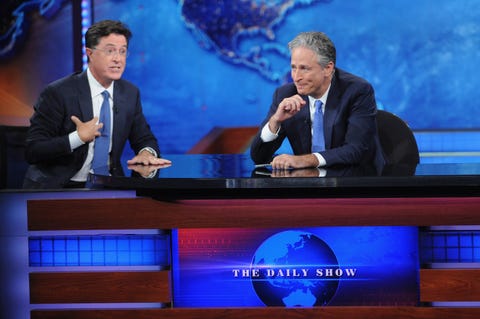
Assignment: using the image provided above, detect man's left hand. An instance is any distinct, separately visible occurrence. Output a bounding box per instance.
[270,154,319,170]
[127,150,172,166]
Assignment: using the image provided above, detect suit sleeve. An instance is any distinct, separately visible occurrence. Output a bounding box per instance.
[250,88,287,164]
[320,82,379,166]
[24,86,77,164]
[126,91,160,156]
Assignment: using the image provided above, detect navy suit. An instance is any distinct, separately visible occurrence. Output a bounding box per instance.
[23,71,159,188]
[250,68,385,169]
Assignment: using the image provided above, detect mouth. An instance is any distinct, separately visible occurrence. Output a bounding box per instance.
[295,83,306,90]
[109,66,122,72]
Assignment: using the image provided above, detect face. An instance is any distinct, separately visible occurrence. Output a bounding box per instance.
[86,33,128,88]
[290,47,334,99]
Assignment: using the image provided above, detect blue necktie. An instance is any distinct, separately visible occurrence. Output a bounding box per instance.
[311,100,325,152]
[91,90,111,174]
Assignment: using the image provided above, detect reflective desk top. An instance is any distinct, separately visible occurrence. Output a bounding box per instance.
[89,154,480,199]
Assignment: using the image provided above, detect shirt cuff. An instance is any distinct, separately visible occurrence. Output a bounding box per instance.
[260,123,279,142]
[68,131,85,151]
[313,152,327,167]
[139,147,158,158]
[318,168,327,177]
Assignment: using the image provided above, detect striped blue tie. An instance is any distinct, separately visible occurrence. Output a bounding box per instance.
[311,100,325,152]
[91,90,111,174]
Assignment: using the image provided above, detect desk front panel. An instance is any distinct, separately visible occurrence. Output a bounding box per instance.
[27,196,480,319]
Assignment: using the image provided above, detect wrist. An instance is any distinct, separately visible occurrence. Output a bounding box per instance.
[268,117,281,134]
[139,147,157,158]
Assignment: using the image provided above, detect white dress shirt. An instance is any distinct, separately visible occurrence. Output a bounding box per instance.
[260,84,331,167]
[70,68,114,182]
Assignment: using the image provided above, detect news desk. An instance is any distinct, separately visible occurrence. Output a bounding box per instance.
[23,154,480,319]
[89,153,480,199]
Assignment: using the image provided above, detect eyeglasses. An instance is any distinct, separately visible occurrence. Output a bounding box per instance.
[92,47,129,58]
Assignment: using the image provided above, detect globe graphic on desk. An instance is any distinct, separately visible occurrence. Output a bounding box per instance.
[251,230,339,307]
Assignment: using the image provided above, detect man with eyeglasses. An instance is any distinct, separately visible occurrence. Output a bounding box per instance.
[250,31,385,173]
[23,20,170,188]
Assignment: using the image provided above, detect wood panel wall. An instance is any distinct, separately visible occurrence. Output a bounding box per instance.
[27,196,480,319]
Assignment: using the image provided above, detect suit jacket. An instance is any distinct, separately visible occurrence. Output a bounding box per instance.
[23,71,159,188]
[250,68,385,170]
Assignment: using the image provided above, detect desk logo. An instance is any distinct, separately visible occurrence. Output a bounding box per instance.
[245,230,352,306]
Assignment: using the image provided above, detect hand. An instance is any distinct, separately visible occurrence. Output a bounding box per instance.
[268,94,306,133]
[270,154,319,170]
[271,167,321,178]
[127,163,170,178]
[127,150,172,166]
[71,115,102,143]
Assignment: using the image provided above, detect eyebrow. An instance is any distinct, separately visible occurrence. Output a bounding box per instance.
[103,43,127,48]
[291,63,312,68]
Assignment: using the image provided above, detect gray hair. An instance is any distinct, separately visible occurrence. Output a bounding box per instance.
[288,31,336,67]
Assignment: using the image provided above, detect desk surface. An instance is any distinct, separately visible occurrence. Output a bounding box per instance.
[89,154,480,199]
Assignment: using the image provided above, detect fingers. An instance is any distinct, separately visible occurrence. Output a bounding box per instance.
[127,155,172,166]
[271,170,291,178]
[271,95,306,125]
[271,154,318,170]
[90,116,100,125]
[280,94,306,113]
[144,157,171,166]
[71,116,102,142]
[71,116,100,128]
[70,115,81,125]
[271,155,292,170]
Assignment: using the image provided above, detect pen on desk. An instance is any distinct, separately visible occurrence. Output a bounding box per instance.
[255,163,272,168]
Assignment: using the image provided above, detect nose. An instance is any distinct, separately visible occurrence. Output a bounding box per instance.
[291,69,301,81]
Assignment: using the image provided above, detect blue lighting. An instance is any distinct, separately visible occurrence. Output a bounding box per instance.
[172,227,420,307]
[29,234,170,267]
[81,0,91,69]
[420,230,480,264]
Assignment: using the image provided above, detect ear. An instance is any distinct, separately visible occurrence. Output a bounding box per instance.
[325,61,335,76]
[86,47,94,59]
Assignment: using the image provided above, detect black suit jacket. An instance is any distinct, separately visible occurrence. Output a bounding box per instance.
[23,71,159,188]
[250,68,385,170]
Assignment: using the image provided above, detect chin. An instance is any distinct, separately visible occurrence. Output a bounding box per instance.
[295,86,309,95]
[297,89,310,96]
[109,73,123,80]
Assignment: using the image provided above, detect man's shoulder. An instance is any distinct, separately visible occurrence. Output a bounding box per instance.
[51,71,84,84]
[36,72,87,100]
[114,78,139,94]
[46,71,86,91]
[335,68,371,87]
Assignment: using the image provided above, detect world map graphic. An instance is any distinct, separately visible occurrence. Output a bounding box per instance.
[2,0,479,155]
[180,0,332,83]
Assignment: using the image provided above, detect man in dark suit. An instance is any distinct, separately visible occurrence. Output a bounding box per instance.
[23,20,171,189]
[250,31,384,171]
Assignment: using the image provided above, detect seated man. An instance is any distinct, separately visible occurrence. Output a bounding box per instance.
[250,31,384,171]
[23,20,170,188]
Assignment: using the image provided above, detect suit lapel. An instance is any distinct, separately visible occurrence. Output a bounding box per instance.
[323,75,340,149]
[111,81,126,153]
[298,95,311,152]
[76,72,93,121]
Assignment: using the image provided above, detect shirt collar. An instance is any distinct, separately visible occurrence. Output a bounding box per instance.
[308,83,331,109]
[87,68,114,98]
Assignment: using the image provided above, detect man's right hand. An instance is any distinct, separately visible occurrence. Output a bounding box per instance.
[71,115,102,143]
[268,94,306,133]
